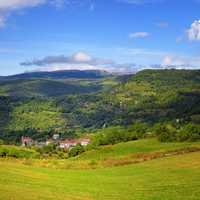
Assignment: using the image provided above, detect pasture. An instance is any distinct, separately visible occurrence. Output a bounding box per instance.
[0,139,200,199]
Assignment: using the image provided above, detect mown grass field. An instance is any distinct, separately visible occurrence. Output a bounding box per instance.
[1,139,200,200]
[1,152,200,200]
[77,138,200,161]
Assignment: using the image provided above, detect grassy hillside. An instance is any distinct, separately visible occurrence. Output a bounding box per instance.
[6,138,200,169]
[0,150,200,200]
[77,138,200,161]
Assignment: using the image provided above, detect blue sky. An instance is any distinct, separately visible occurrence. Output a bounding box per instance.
[0,0,200,75]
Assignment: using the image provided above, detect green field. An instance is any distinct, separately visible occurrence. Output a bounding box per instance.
[77,138,200,161]
[1,139,200,200]
[0,152,200,200]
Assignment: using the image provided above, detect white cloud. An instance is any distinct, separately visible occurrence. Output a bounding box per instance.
[162,54,200,68]
[0,0,46,27]
[37,63,139,74]
[20,51,139,74]
[0,0,94,27]
[162,56,172,65]
[0,0,45,10]
[20,50,200,74]
[129,32,150,39]
[72,52,92,62]
[187,20,200,41]
[39,63,104,72]
[20,51,114,66]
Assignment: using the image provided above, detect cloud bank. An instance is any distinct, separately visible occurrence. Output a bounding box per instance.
[20,51,139,73]
[21,52,114,66]
[20,51,200,74]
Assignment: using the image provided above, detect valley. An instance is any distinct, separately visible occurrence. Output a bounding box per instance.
[0,69,200,200]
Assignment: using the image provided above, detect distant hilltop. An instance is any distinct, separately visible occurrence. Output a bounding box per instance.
[0,70,111,81]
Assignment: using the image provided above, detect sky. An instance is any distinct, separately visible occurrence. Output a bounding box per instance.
[0,0,200,75]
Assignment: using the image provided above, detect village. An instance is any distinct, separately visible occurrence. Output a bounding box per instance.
[21,134,91,150]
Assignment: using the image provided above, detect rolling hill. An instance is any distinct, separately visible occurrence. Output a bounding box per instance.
[0,69,200,142]
[0,70,110,80]
[0,70,114,98]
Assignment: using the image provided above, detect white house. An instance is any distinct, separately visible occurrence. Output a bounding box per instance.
[59,138,91,149]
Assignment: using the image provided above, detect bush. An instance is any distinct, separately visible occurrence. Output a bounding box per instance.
[0,145,39,158]
[69,144,85,157]
[154,123,200,142]
[153,123,177,142]
[158,130,177,142]
[0,139,4,145]
[39,144,56,154]
[91,123,149,147]
[36,144,69,158]
[177,124,200,142]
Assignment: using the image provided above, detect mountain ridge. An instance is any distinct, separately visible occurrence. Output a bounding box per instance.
[0,69,112,81]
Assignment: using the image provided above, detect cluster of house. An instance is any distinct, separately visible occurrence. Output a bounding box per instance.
[21,134,91,149]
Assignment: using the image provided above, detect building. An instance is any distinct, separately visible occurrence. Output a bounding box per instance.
[59,138,91,149]
[59,139,78,149]
[21,136,34,147]
[46,139,54,145]
[79,139,90,146]
[52,134,60,140]
[36,141,46,148]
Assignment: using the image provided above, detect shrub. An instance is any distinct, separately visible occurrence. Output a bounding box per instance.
[69,144,85,157]
[0,139,4,145]
[154,123,177,142]
[154,123,200,142]
[0,146,39,158]
[91,123,149,147]
[177,124,200,142]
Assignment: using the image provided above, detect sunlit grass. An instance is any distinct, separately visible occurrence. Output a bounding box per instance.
[0,151,200,200]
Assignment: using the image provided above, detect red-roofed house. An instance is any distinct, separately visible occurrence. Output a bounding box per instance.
[59,138,90,149]
[21,136,34,147]
[59,139,78,149]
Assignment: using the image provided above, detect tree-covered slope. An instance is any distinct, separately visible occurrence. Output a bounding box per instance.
[0,79,105,97]
[104,69,200,124]
[56,69,200,129]
[0,69,115,98]
[0,69,200,142]
[0,70,110,80]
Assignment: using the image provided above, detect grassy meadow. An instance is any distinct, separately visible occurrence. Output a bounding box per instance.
[77,138,200,161]
[0,151,200,200]
[0,139,200,199]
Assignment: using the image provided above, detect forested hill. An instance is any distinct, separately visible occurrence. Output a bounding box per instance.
[0,70,115,97]
[0,69,200,142]
[0,70,110,80]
